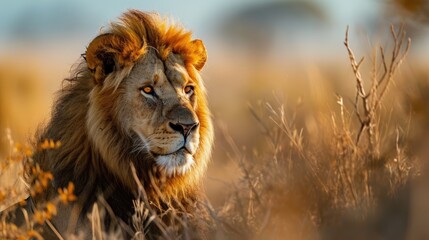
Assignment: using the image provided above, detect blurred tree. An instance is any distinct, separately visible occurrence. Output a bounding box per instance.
[390,0,429,23]
[219,0,328,53]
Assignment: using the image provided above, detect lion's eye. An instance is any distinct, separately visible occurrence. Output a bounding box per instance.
[140,86,155,95]
[184,86,194,95]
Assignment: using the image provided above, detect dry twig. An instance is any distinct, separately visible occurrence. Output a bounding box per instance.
[344,25,410,157]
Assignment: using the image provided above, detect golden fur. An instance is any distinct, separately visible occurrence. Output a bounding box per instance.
[30,9,213,237]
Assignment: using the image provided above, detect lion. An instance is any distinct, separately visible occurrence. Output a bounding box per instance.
[4,9,214,239]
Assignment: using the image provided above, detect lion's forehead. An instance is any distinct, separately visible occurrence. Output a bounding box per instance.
[128,50,190,93]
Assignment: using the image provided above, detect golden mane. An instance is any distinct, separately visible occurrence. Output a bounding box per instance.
[30,10,213,236]
[85,10,206,85]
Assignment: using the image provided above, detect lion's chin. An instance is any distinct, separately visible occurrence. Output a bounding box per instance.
[155,150,194,177]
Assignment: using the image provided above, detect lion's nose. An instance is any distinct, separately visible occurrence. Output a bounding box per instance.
[169,122,199,137]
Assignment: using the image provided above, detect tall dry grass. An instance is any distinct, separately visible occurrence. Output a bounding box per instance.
[0,25,427,239]
[211,25,420,240]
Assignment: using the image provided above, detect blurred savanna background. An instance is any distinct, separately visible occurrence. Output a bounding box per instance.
[1,0,429,239]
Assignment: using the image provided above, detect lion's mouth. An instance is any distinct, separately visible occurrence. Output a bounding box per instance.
[153,148,194,177]
[151,146,190,157]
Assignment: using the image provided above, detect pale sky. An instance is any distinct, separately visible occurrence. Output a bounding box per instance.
[2,0,427,60]
[0,0,381,40]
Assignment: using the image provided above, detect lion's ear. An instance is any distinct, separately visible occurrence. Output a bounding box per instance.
[86,33,122,84]
[190,39,207,71]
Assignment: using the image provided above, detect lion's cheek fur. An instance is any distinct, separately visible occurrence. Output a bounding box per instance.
[86,88,137,190]
[191,89,214,185]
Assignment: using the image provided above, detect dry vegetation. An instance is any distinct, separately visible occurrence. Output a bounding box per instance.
[211,25,422,240]
[0,26,427,239]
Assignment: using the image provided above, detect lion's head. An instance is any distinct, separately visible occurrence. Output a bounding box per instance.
[84,10,213,194]
[34,10,213,203]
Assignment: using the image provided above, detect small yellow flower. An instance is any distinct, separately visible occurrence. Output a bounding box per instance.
[33,182,43,195]
[30,165,54,196]
[45,203,57,219]
[50,140,56,148]
[40,139,50,149]
[39,139,61,150]
[33,210,45,224]
[58,182,77,204]
[45,172,54,180]
[31,165,41,175]
[40,172,54,188]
